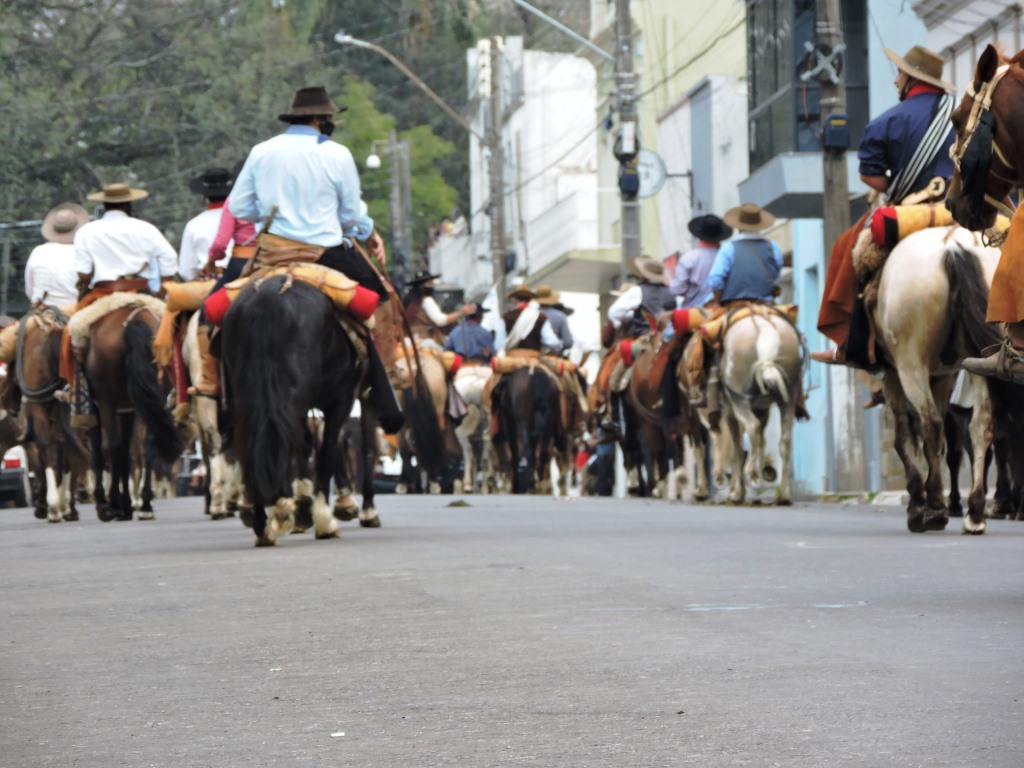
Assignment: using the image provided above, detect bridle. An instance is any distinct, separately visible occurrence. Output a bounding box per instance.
[950,63,1019,219]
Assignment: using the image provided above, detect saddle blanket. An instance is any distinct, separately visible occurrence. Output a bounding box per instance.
[165,280,216,312]
[492,350,577,377]
[870,204,955,248]
[672,303,798,340]
[68,293,166,346]
[204,263,378,326]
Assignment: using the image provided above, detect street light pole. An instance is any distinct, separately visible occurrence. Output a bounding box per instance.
[616,0,641,279]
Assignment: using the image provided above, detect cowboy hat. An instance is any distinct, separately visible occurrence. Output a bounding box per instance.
[278,86,347,122]
[86,183,149,204]
[40,203,89,245]
[723,202,776,233]
[189,167,234,198]
[534,283,561,306]
[507,284,538,301]
[408,269,441,284]
[631,255,667,284]
[552,301,575,317]
[688,214,733,243]
[884,46,955,92]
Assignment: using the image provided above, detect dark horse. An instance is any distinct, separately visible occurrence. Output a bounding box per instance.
[84,303,184,521]
[492,366,560,493]
[222,278,366,546]
[17,308,90,522]
[945,43,1024,523]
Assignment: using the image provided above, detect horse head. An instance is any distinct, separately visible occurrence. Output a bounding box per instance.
[947,44,1024,231]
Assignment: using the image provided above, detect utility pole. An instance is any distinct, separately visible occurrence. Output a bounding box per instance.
[387,129,406,278]
[814,0,866,493]
[615,0,641,282]
[487,37,507,313]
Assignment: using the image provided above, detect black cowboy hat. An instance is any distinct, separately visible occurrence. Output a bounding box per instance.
[189,167,234,198]
[278,86,347,122]
[408,269,442,284]
[688,214,733,243]
[552,302,575,317]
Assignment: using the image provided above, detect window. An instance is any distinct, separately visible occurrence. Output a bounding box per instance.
[747,0,868,172]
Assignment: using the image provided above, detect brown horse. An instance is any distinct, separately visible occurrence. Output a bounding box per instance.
[16,308,90,522]
[73,296,184,521]
[945,44,1024,232]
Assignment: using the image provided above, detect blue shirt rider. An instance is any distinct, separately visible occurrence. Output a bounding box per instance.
[444,308,495,362]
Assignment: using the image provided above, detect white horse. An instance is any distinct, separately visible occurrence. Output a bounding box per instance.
[451,363,494,494]
[717,308,804,505]
[182,311,242,519]
[872,227,999,534]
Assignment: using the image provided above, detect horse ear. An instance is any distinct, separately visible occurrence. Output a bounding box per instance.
[977,44,1000,86]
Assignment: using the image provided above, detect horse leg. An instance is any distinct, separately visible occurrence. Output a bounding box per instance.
[777,403,795,506]
[310,411,341,541]
[689,414,710,501]
[251,504,274,547]
[357,404,380,528]
[454,406,478,494]
[725,412,746,504]
[333,420,360,522]
[737,408,764,495]
[883,373,929,531]
[114,414,135,521]
[91,413,114,521]
[944,410,966,518]
[963,377,992,534]
[137,430,156,520]
[991,418,1013,519]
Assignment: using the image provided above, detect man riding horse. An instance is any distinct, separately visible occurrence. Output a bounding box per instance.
[178,167,236,281]
[58,183,179,427]
[216,85,402,433]
[813,45,956,369]
[403,269,476,347]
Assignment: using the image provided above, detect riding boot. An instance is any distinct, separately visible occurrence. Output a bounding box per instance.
[188,324,220,398]
[69,364,97,429]
[368,343,404,435]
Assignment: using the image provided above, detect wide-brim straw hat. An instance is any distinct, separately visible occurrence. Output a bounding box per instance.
[723,203,776,233]
[87,183,149,204]
[534,283,561,306]
[631,255,667,284]
[688,214,733,243]
[40,203,89,244]
[885,46,955,92]
[508,284,538,301]
[278,86,347,122]
[189,167,234,197]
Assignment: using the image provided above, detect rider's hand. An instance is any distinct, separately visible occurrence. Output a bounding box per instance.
[462,303,477,316]
[366,230,387,266]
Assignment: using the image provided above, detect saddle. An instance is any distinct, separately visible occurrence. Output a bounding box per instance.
[203,263,378,327]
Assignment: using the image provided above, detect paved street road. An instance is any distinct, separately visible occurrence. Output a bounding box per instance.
[1,495,1023,767]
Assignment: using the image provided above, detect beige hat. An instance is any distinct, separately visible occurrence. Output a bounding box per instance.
[885,46,955,92]
[87,183,149,204]
[723,203,776,233]
[534,284,561,306]
[507,284,538,302]
[40,203,89,244]
[631,255,666,284]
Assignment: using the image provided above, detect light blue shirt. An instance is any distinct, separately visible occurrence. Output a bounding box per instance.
[229,125,373,246]
[706,233,783,301]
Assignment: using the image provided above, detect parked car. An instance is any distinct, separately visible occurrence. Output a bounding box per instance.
[0,445,32,508]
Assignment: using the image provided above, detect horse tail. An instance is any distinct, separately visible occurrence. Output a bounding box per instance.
[402,378,447,477]
[227,292,304,507]
[942,242,1002,358]
[751,321,790,403]
[123,319,184,464]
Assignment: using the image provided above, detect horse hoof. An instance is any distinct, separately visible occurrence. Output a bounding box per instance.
[96,505,116,523]
[210,511,225,521]
[114,513,133,522]
[695,493,710,502]
[762,465,778,483]
[64,509,79,522]
[254,536,276,547]
[395,483,408,495]
[907,513,927,533]
[961,519,987,535]
[34,508,47,520]
[924,513,948,531]
[315,528,340,540]
[239,508,254,529]
[47,517,61,524]
[948,504,964,518]
[359,515,381,528]
[294,505,314,531]
[333,504,359,522]
[290,526,308,535]
[776,497,792,507]
[227,501,239,513]
[138,511,155,521]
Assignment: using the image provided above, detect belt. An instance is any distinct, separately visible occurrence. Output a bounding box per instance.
[92,278,150,294]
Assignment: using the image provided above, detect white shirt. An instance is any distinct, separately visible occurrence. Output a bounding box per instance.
[73,210,179,287]
[421,296,449,326]
[178,207,230,281]
[230,125,373,246]
[608,285,643,328]
[24,241,79,307]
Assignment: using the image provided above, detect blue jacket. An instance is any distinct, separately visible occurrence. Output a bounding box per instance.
[708,236,782,303]
[444,320,495,360]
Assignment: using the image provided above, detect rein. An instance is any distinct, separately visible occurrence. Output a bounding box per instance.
[15,306,69,403]
[953,64,1019,218]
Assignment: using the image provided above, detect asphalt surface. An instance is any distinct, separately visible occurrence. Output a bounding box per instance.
[1,494,1022,767]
